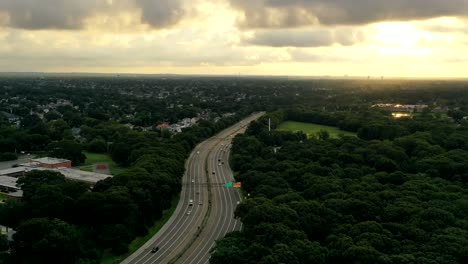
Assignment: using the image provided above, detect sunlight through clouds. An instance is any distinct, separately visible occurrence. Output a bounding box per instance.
[0,0,467,77]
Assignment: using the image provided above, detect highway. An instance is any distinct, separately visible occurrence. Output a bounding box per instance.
[122,112,264,264]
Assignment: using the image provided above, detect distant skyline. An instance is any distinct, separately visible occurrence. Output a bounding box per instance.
[0,0,468,78]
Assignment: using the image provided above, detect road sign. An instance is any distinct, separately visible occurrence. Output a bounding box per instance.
[225,182,233,188]
[233,182,242,188]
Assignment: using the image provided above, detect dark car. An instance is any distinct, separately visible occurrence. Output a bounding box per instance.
[151,246,159,253]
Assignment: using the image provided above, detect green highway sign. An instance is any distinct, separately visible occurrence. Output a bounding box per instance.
[225,182,233,188]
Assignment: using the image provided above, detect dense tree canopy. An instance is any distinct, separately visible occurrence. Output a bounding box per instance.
[212,110,468,264]
[0,112,246,263]
[1,76,468,263]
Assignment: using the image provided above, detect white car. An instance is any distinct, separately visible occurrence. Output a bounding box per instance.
[196,151,200,154]
[189,199,193,206]
[186,211,191,215]
[192,179,195,183]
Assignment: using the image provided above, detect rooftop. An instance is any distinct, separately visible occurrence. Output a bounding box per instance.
[0,167,27,176]
[31,157,70,165]
[0,166,111,184]
[31,167,112,184]
[0,176,20,190]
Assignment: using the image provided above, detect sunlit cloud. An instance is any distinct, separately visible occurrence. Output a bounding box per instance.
[0,0,467,77]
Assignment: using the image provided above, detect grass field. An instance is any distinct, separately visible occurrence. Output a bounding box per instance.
[101,196,179,264]
[80,152,126,176]
[277,121,356,138]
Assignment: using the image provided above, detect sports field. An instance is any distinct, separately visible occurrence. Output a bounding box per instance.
[276,121,356,138]
[80,152,126,176]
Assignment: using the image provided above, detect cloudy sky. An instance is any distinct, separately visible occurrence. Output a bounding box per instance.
[0,0,468,77]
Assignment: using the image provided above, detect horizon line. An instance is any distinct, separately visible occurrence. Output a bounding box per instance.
[0,71,467,80]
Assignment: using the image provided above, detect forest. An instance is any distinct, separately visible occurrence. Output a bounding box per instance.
[0,114,244,263]
[211,108,468,264]
[1,77,468,263]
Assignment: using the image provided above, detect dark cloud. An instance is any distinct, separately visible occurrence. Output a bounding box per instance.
[0,0,101,29]
[244,28,364,47]
[287,49,344,62]
[0,0,188,30]
[136,0,186,28]
[246,30,332,47]
[422,23,468,34]
[229,0,468,28]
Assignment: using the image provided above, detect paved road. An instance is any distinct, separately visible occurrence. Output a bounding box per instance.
[0,155,34,170]
[122,112,264,264]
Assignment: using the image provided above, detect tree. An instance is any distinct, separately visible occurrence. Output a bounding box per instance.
[48,139,86,166]
[48,119,70,140]
[317,130,330,140]
[17,170,66,202]
[87,138,107,153]
[111,142,131,166]
[0,233,8,252]
[11,218,84,264]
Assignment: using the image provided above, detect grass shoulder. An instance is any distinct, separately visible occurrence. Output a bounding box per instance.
[100,195,179,264]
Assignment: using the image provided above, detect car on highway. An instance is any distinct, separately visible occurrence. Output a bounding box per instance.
[151,246,159,253]
[192,179,195,183]
[186,210,191,215]
[189,199,193,206]
[196,151,200,154]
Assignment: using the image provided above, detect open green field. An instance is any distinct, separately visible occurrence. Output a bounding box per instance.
[277,121,356,138]
[80,152,126,176]
[101,196,179,264]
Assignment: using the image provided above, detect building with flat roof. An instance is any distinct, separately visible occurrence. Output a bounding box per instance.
[0,167,27,177]
[31,157,72,168]
[31,167,111,184]
[0,167,111,199]
[0,176,23,199]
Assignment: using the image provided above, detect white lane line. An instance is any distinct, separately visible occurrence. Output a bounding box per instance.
[181,144,226,264]
[137,113,264,263]
[138,148,204,264]
[129,149,198,264]
[192,148,236,264]
[187,145,235,264]
[189,148,228,264]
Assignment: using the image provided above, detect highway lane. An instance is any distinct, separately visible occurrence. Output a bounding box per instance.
[178,115,262,264]
[122,112,264,264]
[178,148,234,264]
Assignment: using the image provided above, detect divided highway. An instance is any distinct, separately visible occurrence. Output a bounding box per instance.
[122,112,264,264]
